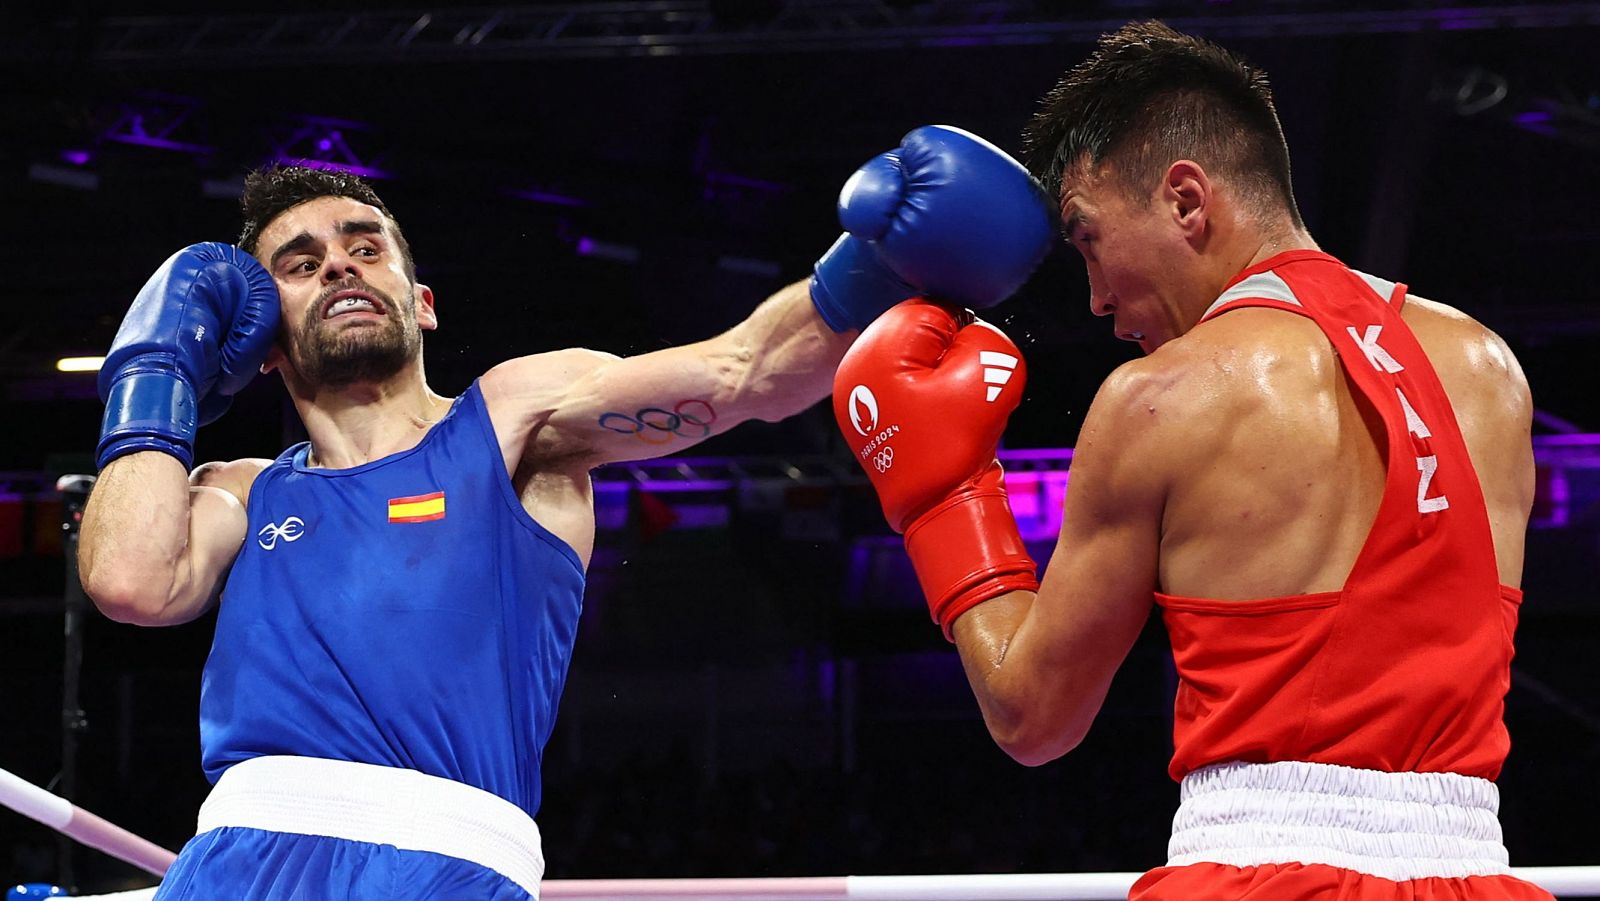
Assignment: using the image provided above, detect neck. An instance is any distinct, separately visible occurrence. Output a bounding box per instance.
[288,361,452,469]
[1172,220,1321,341]
[1236,223,1320,275]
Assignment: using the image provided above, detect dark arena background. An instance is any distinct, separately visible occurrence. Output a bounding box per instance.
[3,1,1600,897]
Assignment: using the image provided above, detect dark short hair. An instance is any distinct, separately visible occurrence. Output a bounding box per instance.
[1023,20,1302,227]
[238,165,417,281]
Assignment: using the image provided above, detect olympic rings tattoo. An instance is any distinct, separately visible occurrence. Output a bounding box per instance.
[598,399,719,444]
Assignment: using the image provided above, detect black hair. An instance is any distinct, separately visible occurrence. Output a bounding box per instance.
[238,165,416,281]
[1023,20,1302,226]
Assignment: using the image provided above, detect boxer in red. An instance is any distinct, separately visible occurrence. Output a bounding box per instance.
[832,20,1551,900]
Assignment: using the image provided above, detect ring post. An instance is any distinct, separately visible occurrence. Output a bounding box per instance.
[55,475,96,890]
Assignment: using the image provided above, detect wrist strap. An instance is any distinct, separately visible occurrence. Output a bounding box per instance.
[98,371,197,470]
[904,485,1038,641]
[810,234,913,333]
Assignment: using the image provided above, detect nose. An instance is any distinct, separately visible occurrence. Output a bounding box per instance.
[1087,271,1114,318]
[320,245,360,283]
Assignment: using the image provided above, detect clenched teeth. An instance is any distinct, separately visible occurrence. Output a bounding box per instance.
[325,297,379,318]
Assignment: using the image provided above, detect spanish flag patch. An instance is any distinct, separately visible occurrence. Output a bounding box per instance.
[388,491,446,523]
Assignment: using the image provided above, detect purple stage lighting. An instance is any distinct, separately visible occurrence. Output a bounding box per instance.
[102,98,213,155]
[703,171,792,195]
[273,117,388,179]
[58,150,92,166]
[575,237,641,264]
[276,157,391,180]
[510,188,589,208]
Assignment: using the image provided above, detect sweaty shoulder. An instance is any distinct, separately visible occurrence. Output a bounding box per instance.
[1108,309,1336,436]
[1094,309,1351,496]
[1398,296,1535,574]
[190,458,273,508]
[1399,294,1530,417]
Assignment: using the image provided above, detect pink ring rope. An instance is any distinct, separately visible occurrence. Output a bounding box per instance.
[4,766,1598,898]
[0,767,175,877]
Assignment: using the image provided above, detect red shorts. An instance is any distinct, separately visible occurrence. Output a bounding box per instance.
[1131,861,1555,900]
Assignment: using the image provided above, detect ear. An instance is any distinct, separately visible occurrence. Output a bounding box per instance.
[415,284,438,331]
[1163,160,1210,241]
[260,344,287,376]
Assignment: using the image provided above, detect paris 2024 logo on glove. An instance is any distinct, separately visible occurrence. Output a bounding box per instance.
[847,384,900,473]
[845,344,1018,476]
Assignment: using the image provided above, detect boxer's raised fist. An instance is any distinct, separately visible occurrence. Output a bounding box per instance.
[810,126,1053,333]
[97,243,279,470]
[833,299,1038,638]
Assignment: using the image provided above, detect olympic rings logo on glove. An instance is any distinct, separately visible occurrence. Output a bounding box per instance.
[872,446,895,473]
[598,399,719,445]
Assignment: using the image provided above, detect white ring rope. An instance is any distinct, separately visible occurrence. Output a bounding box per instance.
[537,870,1600,899]
[18,870,1600,900]
[537,873,1145,899]
[3,766,1598,898]
[0,767,175,877]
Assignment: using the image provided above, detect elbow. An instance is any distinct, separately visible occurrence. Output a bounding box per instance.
[985,708,1091,768]
[82,564,173,626]
[993,726,1085,769]
[96,601,169,627]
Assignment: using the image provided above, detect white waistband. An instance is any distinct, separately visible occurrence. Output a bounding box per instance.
[1168,760,1510,882]
[197,755,544,897]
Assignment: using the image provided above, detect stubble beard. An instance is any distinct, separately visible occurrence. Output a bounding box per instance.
[292,280,421,389]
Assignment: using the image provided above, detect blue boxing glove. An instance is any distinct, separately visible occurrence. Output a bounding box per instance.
[96,243,280,470]
[810,125,1053,333]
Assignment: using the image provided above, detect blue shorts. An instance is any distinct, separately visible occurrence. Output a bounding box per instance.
[153,827,533,900]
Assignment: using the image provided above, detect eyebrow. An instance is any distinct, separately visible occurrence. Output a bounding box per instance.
[268,219,386,269]
[1062,209,1085,237]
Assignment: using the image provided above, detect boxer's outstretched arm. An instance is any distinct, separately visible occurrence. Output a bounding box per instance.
[485,279,853,468]
[951,363,1167,766]
[80,454,261,626]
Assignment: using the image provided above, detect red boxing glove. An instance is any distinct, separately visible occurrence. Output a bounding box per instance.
[833,299,1038,639]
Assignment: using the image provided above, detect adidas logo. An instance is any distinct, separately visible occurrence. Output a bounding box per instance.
[980,351,1018,402]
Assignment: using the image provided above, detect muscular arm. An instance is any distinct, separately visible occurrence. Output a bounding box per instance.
[484,280,854,467]
[80,453,261,626]
[951,364,1168,765]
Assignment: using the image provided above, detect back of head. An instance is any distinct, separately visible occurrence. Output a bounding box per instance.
[1023,20,1302,228]
[238,165,416,282]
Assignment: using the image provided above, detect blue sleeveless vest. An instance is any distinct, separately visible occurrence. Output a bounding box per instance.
[200,381,585,816]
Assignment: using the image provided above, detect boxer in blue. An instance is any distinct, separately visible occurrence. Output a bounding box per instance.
[76,127,1053,900]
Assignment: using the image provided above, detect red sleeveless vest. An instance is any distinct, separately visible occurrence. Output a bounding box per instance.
[1156,250,1520,782]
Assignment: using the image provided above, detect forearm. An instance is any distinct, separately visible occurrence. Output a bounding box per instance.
[79,453,195,621]
[954,591,1053,763]
[952,590,1112,766]
[724,280,855,422]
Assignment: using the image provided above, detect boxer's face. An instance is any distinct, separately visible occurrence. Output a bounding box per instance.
[1059,159,1207,354]
[254,196,436,389]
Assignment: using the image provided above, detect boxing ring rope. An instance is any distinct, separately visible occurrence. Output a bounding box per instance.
[540,870,1600,899]
[6,766,1600,900]
[0,768,174,878]
[7,715,1594,893]
[15,871,1600,901]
